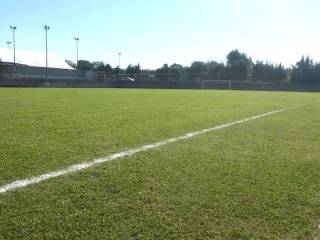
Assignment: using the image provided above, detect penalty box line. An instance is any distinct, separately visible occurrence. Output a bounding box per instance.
[0,102,316,194]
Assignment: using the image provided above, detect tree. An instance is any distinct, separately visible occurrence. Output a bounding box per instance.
[126,64,135,76]
[92,61,105,71]
[291,56,319,84]
[252,61,266,81]
[126,64,142,76]
[168,63,184,79]
[252,61,286,84]
[188,61,207,80]
[113,67,124,75]
[226,50,252,80]
[65,60,76,69]
[133,64,142,75]
[155,63,186,81]
[104,64,113,75]
[207,61,226,80]
[155,64,170,80]
[77,60,93,71]
[273,64,286,85]
[189,61,206,75]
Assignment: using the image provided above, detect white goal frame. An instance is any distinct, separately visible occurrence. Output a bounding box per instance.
[201,80,232,90]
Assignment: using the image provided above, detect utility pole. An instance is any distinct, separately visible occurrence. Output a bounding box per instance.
[74,37,79,68]
[44,25,50,82]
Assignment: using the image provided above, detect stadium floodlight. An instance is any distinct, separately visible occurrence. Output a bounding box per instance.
[74,37,79,67]
[10,26,17,68]
[6,41,12,50]
[44,26,50,82]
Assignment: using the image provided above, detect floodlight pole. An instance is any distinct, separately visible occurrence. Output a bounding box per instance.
[44,25,50,82]
[6,41,12,50]
[10,26,17,71]
[118,52,121,80]
[74,37,79,68]
[118,52,121,69]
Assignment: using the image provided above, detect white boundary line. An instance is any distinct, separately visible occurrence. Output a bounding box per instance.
[0,102,316,194]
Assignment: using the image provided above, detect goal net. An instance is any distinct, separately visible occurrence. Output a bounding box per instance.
[201,80,232,90]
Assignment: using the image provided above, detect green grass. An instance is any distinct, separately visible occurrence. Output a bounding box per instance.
[0,88,319,239]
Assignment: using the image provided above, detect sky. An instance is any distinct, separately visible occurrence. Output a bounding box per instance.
[0,0,319,69]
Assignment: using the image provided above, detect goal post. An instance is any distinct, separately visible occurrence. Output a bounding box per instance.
[201,80,232,90]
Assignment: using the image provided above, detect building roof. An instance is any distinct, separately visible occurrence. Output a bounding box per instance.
[0,48,72,69]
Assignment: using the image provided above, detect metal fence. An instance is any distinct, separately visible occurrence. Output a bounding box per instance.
[1,62,320,92]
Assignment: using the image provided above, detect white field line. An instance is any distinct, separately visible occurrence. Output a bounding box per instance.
[0,102,315,194]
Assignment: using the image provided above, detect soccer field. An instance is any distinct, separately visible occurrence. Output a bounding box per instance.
[0,88,319,239]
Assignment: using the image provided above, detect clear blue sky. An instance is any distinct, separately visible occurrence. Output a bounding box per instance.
[1,0,319,69]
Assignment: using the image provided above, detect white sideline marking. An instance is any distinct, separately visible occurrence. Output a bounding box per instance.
[0,102,315,194]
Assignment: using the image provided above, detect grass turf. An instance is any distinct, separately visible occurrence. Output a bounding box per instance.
[0,88,319,239]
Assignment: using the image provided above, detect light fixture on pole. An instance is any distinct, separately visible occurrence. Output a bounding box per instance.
[74,37,79,68]
[10,26,17,67]
[44,25,50,82]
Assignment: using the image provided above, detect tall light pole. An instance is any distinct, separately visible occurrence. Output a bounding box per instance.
[74,37,79,68]
[10,26,17,68]
[6,41,12,50]
[118,52,122,69]
[44,25,50,82]
[118,52,122,80]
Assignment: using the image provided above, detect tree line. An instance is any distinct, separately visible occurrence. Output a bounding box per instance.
[65,50,320,84]
[65,60,141,77]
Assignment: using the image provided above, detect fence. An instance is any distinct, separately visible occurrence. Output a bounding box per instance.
[1,78,320,92]
[1,63,320,92]
[0,62,155,82]
[0,62,96,81]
